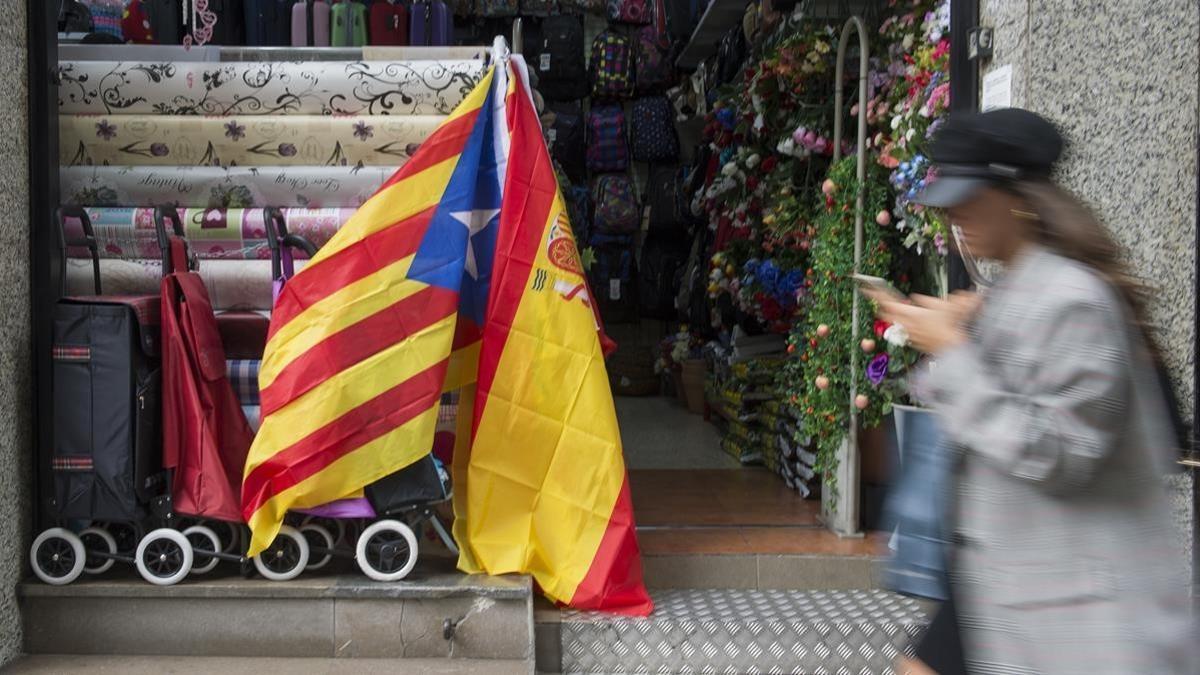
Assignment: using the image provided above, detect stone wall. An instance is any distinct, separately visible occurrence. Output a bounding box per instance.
[979,0,1198,577]
[0,0,29,667]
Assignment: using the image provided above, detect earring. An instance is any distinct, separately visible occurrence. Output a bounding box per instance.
[1010,209,1040,221]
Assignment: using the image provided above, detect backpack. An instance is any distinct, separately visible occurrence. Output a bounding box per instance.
[121,0,154,42]
[638,234,688,319]
[477,0,519,17]
[634,23,675,93]
[589,31,634,100]
[606,0,651,24]
[368,0,408,45]
[409,0,452,46]
[586,104,629,173]
[536,16,588,101]
[144,0,184,43]
[630,96,679,162]
[546,101,587,184]
[291,0,332,46]
[589,236,638,324]
[331,0,368,46]
[208,0,246,45]
[645,164,683,234]
[591,173,639,235]
[245,0,291,45]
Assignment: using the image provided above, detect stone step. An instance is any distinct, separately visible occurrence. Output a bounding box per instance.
[18,564,535,669]
[7,655,532,675]
[549,589,927,674]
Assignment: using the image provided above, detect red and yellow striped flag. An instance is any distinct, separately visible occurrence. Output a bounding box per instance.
[241,66,502,556]
[452,60,653,615]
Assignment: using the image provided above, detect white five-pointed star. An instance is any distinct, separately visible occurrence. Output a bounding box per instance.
[451,209,500,279]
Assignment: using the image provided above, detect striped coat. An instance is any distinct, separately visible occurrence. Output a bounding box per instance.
[918,245,1196,674]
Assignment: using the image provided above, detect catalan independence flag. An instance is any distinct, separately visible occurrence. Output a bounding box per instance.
[242,54,652,615]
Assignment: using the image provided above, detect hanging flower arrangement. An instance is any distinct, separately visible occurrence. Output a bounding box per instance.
[874,0,953,262]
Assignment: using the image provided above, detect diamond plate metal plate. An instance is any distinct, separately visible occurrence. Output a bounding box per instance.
[560,589,928,674]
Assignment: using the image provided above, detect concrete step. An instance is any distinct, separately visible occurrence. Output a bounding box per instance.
[18,563,534,668]
[543,589,928,674]
[7,655,532,674]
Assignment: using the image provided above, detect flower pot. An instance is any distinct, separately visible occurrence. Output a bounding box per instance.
[680,359,707,415]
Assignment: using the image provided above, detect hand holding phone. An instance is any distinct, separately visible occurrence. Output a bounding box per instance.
[852,273,907,303]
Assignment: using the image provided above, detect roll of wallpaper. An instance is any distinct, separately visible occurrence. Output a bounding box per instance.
[61,114,441,167]
[64,258,306,311]
[362,46,488,61]
[56,60,486,116]
[62,207,354,260]
[61,165,394,208]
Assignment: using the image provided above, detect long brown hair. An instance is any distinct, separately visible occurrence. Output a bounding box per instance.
[1010,179,1165,366]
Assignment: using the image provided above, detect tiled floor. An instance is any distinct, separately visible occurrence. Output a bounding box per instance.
[630,468,819,527]
[617,395,740,470]
[637,526,888,556]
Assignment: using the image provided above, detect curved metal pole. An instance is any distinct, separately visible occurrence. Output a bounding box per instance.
[827,15,869,538]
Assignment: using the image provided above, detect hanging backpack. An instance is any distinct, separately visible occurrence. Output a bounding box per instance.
[591,173,639,235]
[121,0,155,42]
[645,164,683,234]
[638,234,688,319]
[715,23,747,84]
[589,236,638,324]
[606,0,651,24]
[630,95,679,162]
[409,0,452,46]
[634,0,676,92]
[245,0,290,45]
[586,104,630,173]
[291,0,332,46]
[477,0,519,17]
[535,15,588,101]
[368,0,408,44]
[546,101,587,184]
[208,0,247,45]
[144,0,183,43]
[331,0,368,46]
[589,31,634,100]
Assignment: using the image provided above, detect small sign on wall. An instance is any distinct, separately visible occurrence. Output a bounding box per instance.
[982,64,1012,111]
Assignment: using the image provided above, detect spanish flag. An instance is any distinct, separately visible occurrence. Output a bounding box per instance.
[452,58,653,615]
[242,54,652,615]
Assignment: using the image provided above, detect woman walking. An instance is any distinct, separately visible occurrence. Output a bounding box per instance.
[871,108,1196,674]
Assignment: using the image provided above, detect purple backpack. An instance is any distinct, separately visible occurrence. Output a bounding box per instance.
[634,23,675,92]
[589,31,634,100]
[592,174,640,235]
[586,104,629,172]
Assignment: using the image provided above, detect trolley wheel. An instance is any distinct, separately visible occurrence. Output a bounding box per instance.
[30,528,86,585]
[253,524,309,582]
[183,525,222,575]
[79,526,118,575]
[97,521,142,556]
[135,528,194,586]
[301,515,347,546]
[207,520,241,555]
[299,523,335,571]
[355,520,418,582]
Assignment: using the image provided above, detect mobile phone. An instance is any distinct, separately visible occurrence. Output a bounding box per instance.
[851,273,907,302]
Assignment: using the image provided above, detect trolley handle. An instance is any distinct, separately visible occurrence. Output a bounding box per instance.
[153,207,190,276]
[56,205,102,296]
